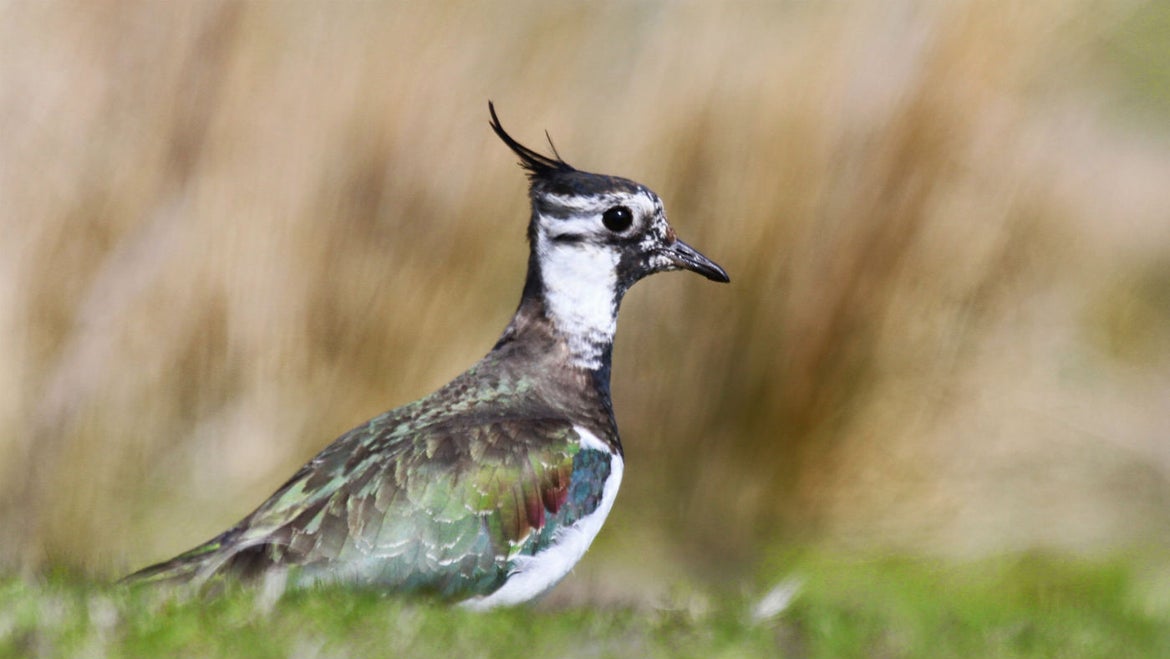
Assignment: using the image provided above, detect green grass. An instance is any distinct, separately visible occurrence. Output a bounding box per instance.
[4,555,1169,659]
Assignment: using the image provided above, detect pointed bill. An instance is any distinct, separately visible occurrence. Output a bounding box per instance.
[662,238,730,283]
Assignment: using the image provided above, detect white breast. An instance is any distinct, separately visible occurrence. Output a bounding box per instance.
[461,427,622,610]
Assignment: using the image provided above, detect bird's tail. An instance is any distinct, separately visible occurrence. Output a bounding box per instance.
[121,533,234,588]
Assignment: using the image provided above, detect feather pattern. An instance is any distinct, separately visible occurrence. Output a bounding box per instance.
[125,336,618,601]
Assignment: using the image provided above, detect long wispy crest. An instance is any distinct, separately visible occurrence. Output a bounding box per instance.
[488,101,575,179]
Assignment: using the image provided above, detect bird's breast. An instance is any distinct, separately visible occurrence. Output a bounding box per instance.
[461,425,622,609]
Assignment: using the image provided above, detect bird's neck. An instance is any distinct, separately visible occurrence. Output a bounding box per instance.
[534,237,623,371]
[495,239,624,386]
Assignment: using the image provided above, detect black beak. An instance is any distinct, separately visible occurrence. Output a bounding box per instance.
[664,239,730,283]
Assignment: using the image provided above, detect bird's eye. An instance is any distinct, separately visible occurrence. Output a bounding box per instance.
[602,206,633,232]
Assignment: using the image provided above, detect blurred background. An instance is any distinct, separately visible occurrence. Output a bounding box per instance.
[2,1,1169,603]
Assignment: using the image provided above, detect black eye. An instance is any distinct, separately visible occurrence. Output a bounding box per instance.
[602,206,633,232]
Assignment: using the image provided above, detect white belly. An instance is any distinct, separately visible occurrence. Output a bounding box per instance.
[461,427,622,610]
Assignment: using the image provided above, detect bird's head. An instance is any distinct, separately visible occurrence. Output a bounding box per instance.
[489,103,729,292]
[489,103,728,369]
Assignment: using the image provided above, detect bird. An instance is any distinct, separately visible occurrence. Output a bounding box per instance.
[124,102,729,609]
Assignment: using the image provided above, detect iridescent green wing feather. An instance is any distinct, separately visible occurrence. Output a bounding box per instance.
[259,416,584,598]
[129,414,589,600]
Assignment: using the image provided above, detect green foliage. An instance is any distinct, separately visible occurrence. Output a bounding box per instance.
[777,555,1170,659]
[1102,1,1170,126]
[5,556,1169,659]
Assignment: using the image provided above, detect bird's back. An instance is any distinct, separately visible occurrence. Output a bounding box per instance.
[125,345,619,603]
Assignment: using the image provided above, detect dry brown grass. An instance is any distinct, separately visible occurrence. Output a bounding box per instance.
[2,1,1168,599]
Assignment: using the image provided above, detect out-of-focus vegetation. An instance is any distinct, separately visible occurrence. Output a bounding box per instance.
[2,0,1169,605]
[5,555,1169,658]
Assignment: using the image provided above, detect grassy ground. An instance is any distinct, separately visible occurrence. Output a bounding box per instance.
[4,555,1167,659]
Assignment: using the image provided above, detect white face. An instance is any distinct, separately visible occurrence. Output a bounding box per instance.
[535,187,664,244]
[489,109,727,368]
[531,187,671,369]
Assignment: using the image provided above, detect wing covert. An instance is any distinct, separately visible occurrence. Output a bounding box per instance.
[205,416,586,599]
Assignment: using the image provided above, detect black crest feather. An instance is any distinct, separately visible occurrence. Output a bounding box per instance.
[488,102,575,179]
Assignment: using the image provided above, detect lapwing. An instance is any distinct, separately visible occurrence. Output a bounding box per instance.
[125,103,729,608]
